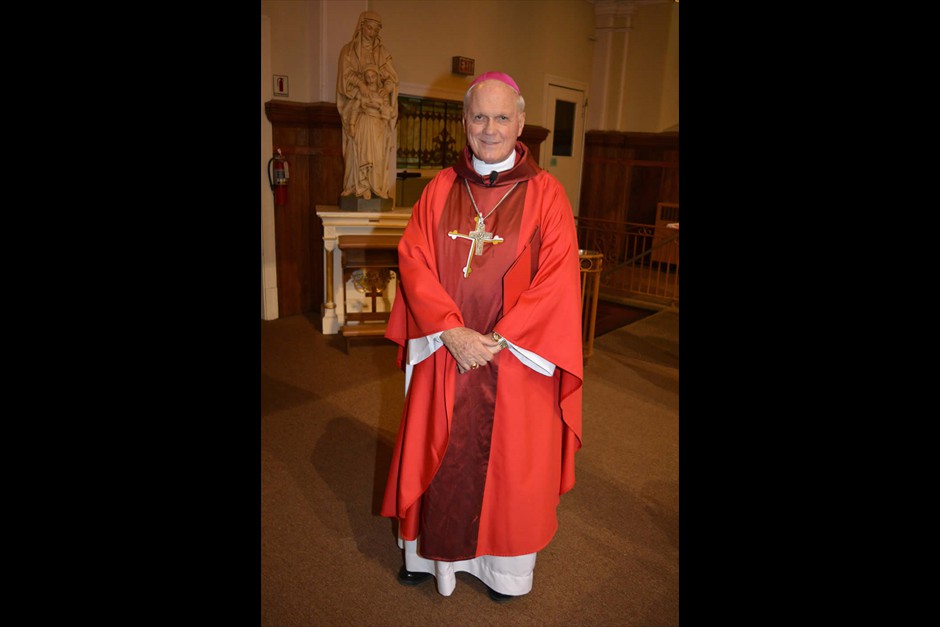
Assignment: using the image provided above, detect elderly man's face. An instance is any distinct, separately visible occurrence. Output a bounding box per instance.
[463,80,525,165]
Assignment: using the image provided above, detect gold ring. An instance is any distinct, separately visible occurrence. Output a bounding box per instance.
[471,363,479,369]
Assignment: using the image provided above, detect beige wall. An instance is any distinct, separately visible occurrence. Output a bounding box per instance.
[659,4,679,132]
[262,0,316,103]
[621,1,676,132]
[260,0,677,131]
[262,0,597,127]
[589,1,678,133]
[370,0,596,127]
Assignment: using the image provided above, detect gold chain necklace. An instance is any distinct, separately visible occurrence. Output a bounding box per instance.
[463,179,519,234]
[447,179,519,279]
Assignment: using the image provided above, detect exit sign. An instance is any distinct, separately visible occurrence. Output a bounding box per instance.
[452,56,475,76]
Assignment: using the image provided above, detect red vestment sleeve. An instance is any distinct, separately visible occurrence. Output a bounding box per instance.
[491,170,583,494]
[385,169,465,350]
[382,170,465,522]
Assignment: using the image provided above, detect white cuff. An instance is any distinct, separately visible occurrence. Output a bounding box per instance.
[405,332,443,393]
[503,340,555,376]
[404,332,555,386]
[407,332,443,366]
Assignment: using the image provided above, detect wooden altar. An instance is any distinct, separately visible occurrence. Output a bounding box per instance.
[316,206,412,336]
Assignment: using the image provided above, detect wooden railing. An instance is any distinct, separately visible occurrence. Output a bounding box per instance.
[575,214,679,309]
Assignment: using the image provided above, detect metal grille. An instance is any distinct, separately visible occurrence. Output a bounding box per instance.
[579,250,604,359]
[575,214,679,308]
[397,95,466,169]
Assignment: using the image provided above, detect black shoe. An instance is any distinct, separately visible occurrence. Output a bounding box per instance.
[486,585,515,603]
[397,566,432,586]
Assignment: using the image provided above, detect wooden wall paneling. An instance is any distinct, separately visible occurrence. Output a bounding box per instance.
[578,144,602,222]
[628,165,662,226]
[265,103,546,326]
[606,137,632,260]
[609,140,631,224]
[271,122,310,317]
[578,131,678,265]
[660,146,680,205]
[631,140,677,226]
[306,104,345,207]
[266,102,344,324]
[582,132,626,224]
[520,125,549,164]
[580,131,678,225]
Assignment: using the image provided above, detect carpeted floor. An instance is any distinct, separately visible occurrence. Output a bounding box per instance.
[593,300,657,337]
[260,309,678,626]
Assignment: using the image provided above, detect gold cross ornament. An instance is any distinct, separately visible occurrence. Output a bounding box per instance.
[448,216,503,278]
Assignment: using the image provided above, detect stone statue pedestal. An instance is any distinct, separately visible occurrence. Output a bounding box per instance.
[339,195,395,212]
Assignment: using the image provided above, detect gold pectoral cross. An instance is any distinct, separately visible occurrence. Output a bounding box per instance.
[448,216,503,278]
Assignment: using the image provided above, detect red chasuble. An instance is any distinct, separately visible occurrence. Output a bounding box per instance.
[381,143,583,559]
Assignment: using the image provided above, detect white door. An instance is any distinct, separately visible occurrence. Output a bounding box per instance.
[542,82,586,216]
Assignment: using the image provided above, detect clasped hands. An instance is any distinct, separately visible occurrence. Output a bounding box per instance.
[441,327,505,374]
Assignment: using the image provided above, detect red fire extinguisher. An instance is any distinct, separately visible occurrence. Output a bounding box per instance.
[267,148,290,206]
